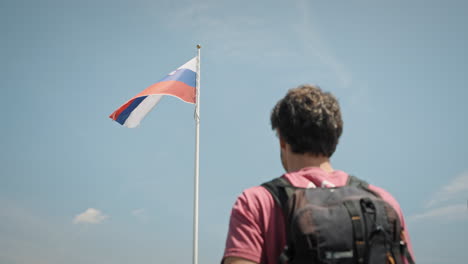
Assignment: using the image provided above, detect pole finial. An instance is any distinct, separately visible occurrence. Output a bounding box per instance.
[197,44,201,49]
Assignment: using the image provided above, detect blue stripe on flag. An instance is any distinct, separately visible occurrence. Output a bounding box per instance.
[158,68,196,87]
[116,96,147,125]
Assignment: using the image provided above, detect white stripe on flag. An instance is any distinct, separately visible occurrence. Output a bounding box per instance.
[178,57,197,72]
[123,94,163,128]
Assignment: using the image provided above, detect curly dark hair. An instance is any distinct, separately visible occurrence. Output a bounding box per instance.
[270,84,343,157]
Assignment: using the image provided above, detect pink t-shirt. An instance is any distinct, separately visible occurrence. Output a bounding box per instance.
[222,167,414,264]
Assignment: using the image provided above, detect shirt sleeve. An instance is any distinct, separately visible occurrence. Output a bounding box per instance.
[222,190,264,263]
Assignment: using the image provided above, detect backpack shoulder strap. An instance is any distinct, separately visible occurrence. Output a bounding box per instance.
[346,174,369,187]
[346,175,381,197]
[261,177,292,211]
[262,177,297,264]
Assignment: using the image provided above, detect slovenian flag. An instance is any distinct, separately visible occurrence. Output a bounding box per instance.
[109,57,197,128]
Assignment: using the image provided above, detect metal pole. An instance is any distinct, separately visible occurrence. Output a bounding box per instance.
[193,44,201,264]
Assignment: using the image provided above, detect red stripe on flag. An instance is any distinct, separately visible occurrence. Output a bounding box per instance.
[109,80,196,121]
[135,80,196,104]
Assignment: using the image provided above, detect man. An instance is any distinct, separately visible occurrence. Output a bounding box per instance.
[222,85,414,264]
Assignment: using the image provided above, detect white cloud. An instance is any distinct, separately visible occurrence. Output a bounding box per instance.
[131,208,145,216]
[131,208,149,222]
[426,171,468,208]
[165,2,271,58]
[408,171,468,224]
[408,204,468,223]
[73,208,108,224]
[295,0,352,89]
[163,0,350,83]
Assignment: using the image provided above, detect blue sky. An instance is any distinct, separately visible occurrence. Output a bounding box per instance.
[1,0,467,263]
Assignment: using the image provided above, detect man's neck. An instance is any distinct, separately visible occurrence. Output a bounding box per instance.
[285,153,334,173]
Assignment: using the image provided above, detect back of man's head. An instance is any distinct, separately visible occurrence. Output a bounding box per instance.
[270,84,343,157]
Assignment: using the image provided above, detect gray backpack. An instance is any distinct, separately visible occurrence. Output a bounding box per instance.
[262,175,415,264]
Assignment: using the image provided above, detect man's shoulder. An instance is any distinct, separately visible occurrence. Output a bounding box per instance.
[236,184,275,205]
[368,184,400,203]
[346,175,402,210]
[231,186,275,223]
[367,183,404,219]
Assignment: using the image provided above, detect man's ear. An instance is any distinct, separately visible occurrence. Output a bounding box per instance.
[279,136,286,150]
[277,130,287,150]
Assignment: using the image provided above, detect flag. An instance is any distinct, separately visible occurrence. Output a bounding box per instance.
[109,57,197,128]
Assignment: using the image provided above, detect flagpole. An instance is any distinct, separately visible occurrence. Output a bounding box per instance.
[193,44,201,264]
